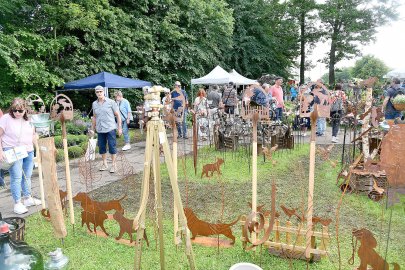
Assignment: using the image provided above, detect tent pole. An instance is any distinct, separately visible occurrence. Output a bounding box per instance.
[105,87,109,98]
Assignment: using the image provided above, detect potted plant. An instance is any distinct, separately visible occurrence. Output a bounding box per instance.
[392,94,405,111]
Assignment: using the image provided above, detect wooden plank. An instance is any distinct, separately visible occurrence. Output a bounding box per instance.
[286,221,292,245]
[38,137,67,239]
[238,221,330,239]
[265,241,327,256]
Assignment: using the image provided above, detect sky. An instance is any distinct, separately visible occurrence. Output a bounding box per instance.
[307,2,405,80]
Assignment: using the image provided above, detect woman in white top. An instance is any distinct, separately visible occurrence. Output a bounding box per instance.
[194,88,209,140]
[0,98,40,214]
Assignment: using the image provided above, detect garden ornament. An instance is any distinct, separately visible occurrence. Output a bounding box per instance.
[380,124,405,187]
[184,208,240,244]
[300,82,331,118]
[81,210,109,236]
[50,94,75,226]
[350,228,400,270]
[112,211,149,246]
[242,182,276,250]
[41,189,68,219]
[132,85,196,270]
[262,144,278,160]
[73,192,126,214]
[201,158,224,178]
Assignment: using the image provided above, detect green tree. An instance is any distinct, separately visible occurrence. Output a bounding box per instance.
[225,0,299,78]
[321,67,352,85]
[288,0,321,84]
[351,55,389,80]
[319,0,397,85]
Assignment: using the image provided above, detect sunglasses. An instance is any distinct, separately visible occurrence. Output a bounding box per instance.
[96,91,104,93]
[13,109,24,113]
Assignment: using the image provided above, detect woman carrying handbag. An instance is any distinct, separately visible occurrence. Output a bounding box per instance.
[0,98,40,214]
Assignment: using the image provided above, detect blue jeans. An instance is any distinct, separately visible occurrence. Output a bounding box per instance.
[316,117,326,134]
[0,169,4,186]
[97,130,117,154]
[275,108,283,121]
[121,120,130,144]
[177,110,188,138]
[9,151,34,202]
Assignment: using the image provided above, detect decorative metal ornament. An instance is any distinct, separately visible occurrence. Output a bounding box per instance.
[201,158,224,178]
[184,208,240,244]
[112,211,149,246]
[350,228,400,270]
[300,83,331,118]
[73,192,126,214]
[50,94,74,121]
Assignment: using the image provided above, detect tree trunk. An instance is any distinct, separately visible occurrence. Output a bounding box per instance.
[300,11,305,85]
[328,39,336,85]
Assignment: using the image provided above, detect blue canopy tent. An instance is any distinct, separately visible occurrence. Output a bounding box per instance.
[63,71,152,96]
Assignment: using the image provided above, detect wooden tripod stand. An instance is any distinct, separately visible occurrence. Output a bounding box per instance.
[132,104,196,270]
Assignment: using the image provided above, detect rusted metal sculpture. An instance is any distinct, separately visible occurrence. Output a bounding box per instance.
[262,144,278,160]
[380,124,405,187]
[112,211,149,246]
[81,210,109,236]
[26,94,46,114]
[73,192,126,214]
[50,94,75,226]
[300,82,330,118]
[184,208,240,244]
[350,228,400,270]
[41,190,68,219]
[242,183,276,250]
[201,158,224,178]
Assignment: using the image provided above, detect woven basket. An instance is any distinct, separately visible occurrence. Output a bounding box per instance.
[393,102,405,111]
[3,217,26,242]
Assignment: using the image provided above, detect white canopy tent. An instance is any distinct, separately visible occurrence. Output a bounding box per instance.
[384,68,405,79]
[191,65,231,85]
[191,66,257,85]
[229,69,257,85]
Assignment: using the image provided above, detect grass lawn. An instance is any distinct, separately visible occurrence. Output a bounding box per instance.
[25,144,404,269]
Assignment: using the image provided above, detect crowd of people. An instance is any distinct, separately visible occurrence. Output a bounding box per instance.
[0,77,404,215]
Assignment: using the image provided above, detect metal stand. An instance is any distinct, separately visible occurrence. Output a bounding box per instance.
[132,104,196,270]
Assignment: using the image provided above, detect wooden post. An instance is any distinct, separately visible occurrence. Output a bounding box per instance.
[319,225,329,254]
[275,219,280,243]
[251,112,259,245]
[286,221,292,245]
[61,118,75,226]
[306,106,318,259]
[362,87,373,160]
[172,121,180,245]
[34,134,45,209]
[39,137,67,239]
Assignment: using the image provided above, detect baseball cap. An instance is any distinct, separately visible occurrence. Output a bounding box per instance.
[95,85,104,92]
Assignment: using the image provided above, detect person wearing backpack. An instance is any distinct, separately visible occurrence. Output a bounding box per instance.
[382,78,403,120]
[330,84,346,143]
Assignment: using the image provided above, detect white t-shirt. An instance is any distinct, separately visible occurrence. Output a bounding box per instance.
[0,114,34,152]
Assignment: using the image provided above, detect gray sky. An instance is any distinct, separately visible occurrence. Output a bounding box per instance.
[307,2,405,80]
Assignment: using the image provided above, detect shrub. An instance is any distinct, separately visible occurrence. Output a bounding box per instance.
[54,136,63,148]
[56,149,65,162]
[79,141,88,152]
[68,145,84,158]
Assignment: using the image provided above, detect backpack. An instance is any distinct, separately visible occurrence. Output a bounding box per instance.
[331,97,343,112]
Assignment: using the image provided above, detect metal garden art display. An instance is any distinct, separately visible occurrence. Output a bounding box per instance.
[337,79,388,202]
[25,94,49,210]
[50,94,75,228]
[132,86,196,270]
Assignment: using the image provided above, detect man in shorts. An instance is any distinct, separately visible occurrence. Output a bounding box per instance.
[91,85,122,173]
